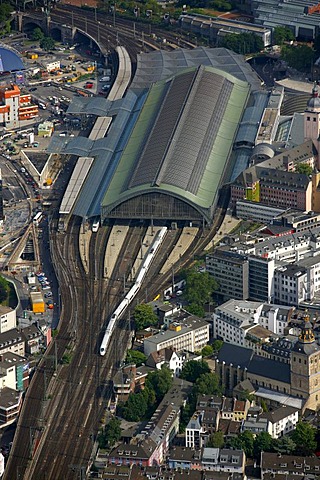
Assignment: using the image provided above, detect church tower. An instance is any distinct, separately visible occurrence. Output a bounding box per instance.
[290,312,320,410]
[304,83,320,168]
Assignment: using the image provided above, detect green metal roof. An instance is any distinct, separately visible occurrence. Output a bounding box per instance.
[102,65,250,221]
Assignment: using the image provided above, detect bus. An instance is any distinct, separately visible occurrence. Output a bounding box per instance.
[33,211,43,226]
[92,218,100,232]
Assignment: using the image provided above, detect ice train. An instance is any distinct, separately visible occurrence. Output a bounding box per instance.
[100,226,167,356]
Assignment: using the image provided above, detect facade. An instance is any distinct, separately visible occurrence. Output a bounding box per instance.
[207,228,320,306]
[41,59,60,72]
[261,452,320,477]
[290,313,320,411]
[212,300,292,346]
[274,265,308,306]
[146,348,201,377]
[260,406,299,439]
[206,251,249,301]
[37,120,54,137]
[168,446,245,474]
[0,306,16,334]
[143,317,209,356]
[0,388,22,426]
[231,166,312,211]
[0,85,38,127]
[236,200,286,223]
[248,256,275,302]
[0,329,25,357]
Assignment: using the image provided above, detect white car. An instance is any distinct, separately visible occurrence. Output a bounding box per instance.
[99,76,110,82]
[45,292,53,298]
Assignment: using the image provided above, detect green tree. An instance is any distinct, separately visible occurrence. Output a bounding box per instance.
[146,365,173,403]
[228,431,254,457]
[180,360,210,383]
[125,349,147,367]
[201,345,214,357]
[273,436,296,455]
[31,27,44,41]
[207,431,224,448]
[295,163,313,175]
[195,372,222,396]
[0,276,9,303]
[0,3,13,23]
[133,303,158,331]
[184,269,218,315]
[118,391,148,421]
[221,33,264,55]
[187,302,205,317]
[101,417,121,448]
[212,339,223,352]
[180,391,197,432]
[273,26,294,45]
[253,432,274,459]
[40,36,55,51]
[239,389,255,403]
[292,421,317,456]
[281,44,314,72]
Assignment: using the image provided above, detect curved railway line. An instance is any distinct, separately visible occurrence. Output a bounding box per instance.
[50,4,197,56]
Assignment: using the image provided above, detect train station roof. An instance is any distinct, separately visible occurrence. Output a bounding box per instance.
[101,64,251,224]
[130,46,261,92]
[53,48,260,221]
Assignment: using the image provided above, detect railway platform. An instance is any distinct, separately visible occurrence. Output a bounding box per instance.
[160,226,198,275]
[79,229,92,274]
[104,225,129,279]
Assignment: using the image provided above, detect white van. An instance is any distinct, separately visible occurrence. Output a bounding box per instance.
[99,76,110,82]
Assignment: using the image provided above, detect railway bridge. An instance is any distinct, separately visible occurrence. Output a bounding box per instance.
[15,11,109,57]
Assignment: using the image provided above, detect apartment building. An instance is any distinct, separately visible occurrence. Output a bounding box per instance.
[206,251,249,301]
[207,228,320,306]
[168,447,245,474]
[231,166,312,211]
[0,306,16,334]
[260,406,299,439]
[0,84,38,127]
[212,299,292,345]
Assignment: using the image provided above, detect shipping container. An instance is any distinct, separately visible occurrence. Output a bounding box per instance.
[30,292,45,313]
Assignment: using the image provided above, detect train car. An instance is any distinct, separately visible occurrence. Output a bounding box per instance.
[99,227,167,356]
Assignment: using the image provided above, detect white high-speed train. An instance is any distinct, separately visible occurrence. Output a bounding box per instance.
[100,226,167,356]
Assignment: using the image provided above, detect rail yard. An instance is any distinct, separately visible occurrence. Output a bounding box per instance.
[2,6,233,479]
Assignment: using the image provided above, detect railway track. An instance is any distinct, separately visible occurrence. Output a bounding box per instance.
[5,187,229,480]
[51,4,196,58]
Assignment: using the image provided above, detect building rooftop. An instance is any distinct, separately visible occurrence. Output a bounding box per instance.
[261,406,299,424]
[144,316,209,348]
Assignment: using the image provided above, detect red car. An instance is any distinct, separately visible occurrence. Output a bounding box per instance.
[85,82,93,89]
